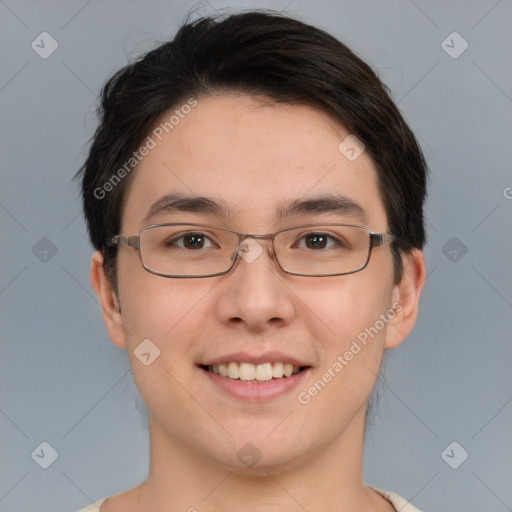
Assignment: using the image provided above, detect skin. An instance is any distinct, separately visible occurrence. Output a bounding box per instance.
[90,93,425,512]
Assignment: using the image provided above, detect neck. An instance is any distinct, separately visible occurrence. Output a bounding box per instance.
[133,407,392,512]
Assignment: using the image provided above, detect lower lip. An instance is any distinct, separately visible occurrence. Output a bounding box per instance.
[199,367,310,402]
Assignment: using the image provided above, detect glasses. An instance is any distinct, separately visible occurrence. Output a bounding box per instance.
[109,223,394,278]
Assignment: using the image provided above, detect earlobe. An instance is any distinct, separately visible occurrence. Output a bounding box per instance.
[90,251,127,349]
[384,249,426,349]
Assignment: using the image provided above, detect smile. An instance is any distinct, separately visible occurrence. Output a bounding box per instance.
[199,360,311,401]
[204,361,304,382]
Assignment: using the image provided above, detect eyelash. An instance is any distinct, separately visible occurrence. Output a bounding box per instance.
[165,232,346,249]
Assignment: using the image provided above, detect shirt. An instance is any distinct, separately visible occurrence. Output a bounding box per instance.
[75,488,422,511]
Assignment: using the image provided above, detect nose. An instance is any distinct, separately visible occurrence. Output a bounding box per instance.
[214,237,296,332]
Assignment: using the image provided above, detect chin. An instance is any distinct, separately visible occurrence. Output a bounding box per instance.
[203,435,313,476]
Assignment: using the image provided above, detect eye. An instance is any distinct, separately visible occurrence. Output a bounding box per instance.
[296,232,342,250]
[165,232,215,250]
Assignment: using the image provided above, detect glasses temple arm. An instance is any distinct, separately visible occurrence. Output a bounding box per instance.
[110,235,140,249]
[370,233,394,247]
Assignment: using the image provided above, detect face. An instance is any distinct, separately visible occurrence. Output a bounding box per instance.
[93,93,423,473]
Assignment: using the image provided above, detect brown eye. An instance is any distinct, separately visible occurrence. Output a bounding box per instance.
[305,233,329,249]
[183,233,205,249]
[165,232,213,250]
[297,232,340,250]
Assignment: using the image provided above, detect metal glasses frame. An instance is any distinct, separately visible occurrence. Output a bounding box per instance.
[109,222,394,278]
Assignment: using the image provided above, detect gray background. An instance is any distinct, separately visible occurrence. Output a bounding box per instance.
[1,0,511,511]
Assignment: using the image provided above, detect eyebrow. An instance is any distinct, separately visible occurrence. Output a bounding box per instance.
[143,192,368,225]
[276,195,368,224]
[143,193,233,223]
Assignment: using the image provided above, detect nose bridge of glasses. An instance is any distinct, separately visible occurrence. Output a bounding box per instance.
[232,232,277,262]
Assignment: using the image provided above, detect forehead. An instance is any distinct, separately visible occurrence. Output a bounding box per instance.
[122,93,387,231]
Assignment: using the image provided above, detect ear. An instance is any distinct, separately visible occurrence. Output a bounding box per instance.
[90,251,127,349]
[384,249,426,349]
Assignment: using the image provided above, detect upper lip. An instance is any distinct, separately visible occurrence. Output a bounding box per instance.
[199,351,311,367]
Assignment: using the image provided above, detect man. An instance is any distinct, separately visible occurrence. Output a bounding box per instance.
[77,11,427,511]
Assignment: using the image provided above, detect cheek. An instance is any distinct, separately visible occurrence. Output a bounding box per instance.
[300,269,394,345]
[119,277,209,419]
[298,273,394,400]
[118,272,221,382]
[118,263,209,343]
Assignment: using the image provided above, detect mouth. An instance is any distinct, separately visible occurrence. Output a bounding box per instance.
[198,359,311,401]
[201,361,308,383]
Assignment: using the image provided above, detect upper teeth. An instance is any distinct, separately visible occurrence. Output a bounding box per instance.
[208,362,301,381]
